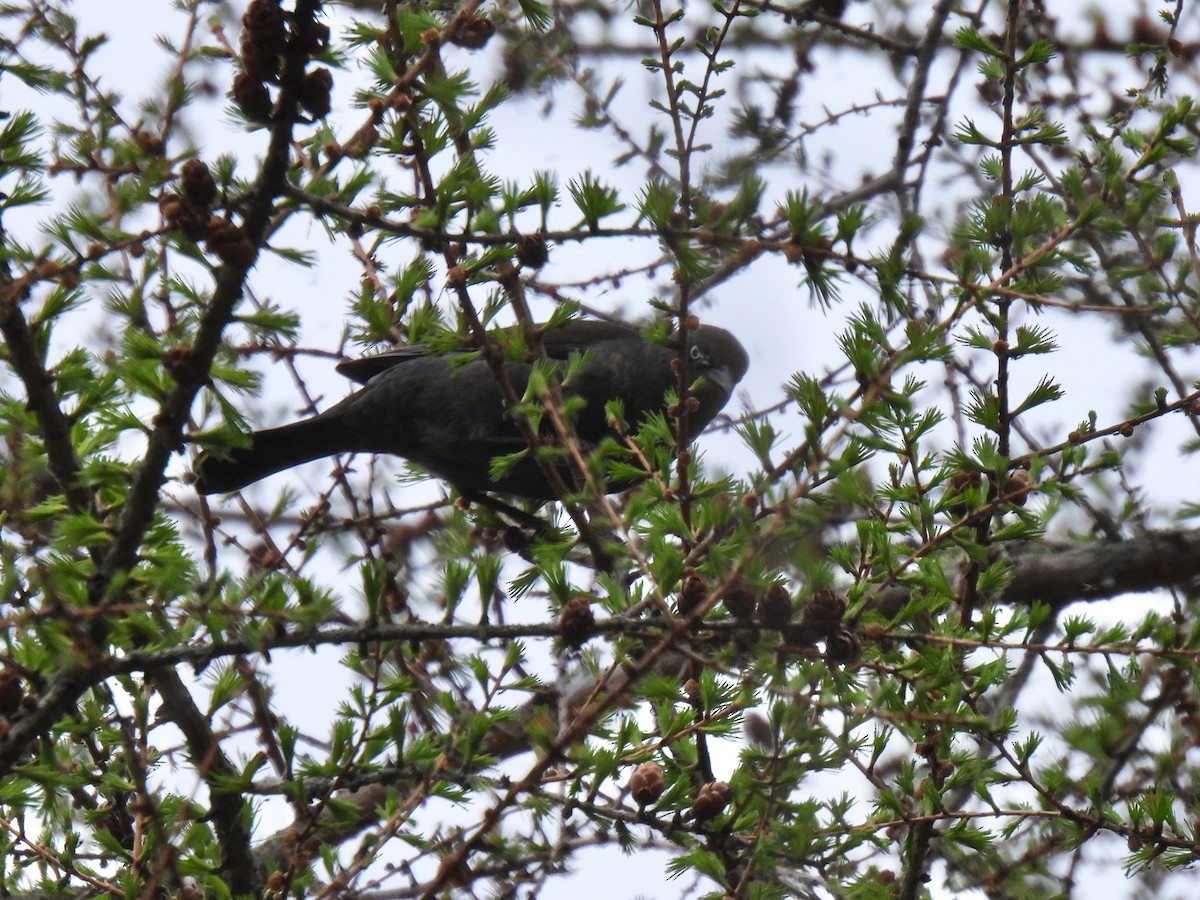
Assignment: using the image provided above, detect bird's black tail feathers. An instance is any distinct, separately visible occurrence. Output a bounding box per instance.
[193,417,343,495]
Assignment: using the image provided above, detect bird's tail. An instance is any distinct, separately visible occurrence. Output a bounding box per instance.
[193,416,343,495]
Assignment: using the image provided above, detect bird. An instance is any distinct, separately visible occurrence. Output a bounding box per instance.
[193,319,748,499]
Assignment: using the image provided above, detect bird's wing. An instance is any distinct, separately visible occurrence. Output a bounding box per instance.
[537,320,642,358]
[335,346,434,384]
[336,320,643,384]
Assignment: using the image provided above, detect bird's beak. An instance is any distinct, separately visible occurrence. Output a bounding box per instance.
[704,366,737,397]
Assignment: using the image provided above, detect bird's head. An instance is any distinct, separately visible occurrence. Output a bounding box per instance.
[679,325,749,434]
[687,325,749,396]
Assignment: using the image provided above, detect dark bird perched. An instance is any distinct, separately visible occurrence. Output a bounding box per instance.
[193,320,748,499]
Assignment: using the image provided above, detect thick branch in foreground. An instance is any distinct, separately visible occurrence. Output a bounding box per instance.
[875,528,1200,617]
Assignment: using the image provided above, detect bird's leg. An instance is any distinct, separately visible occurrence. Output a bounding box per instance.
[459,489,551,535]
[460,490,615,569]
[459,491,617,573]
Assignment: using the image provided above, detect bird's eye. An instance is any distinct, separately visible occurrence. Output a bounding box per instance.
[690,344,705,363]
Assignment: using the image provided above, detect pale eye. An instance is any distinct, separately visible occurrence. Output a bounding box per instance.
[690,344,705,362]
